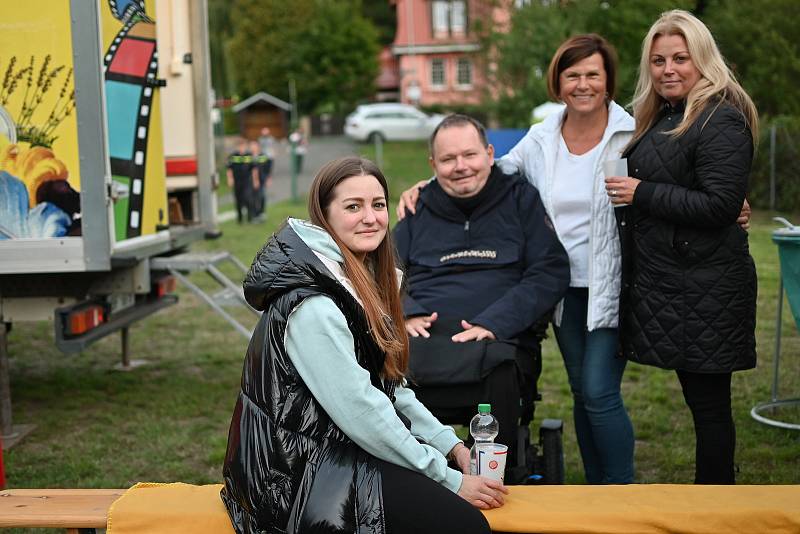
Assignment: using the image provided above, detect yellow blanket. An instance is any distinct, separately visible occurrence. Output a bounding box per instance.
[107,482,800,534]
[482,484,800,533]
[107,483,235,534]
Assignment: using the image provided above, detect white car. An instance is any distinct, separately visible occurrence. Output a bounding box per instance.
[344,103,445,142]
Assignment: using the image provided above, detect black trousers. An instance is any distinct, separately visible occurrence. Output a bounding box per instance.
[379,459,490,534]
[254,162,271,216]
[233,182,254,223]
[676,369,736,484]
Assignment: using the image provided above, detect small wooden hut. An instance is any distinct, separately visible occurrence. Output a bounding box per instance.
[232,92,292,139]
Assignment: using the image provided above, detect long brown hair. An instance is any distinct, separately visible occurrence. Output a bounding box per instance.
[307,157,408,380]
[630,10,758,144]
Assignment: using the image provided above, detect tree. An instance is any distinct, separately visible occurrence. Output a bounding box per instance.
[208,0,236,99]
[581,0,694,107]
[704,0,800,118]
[479,2,578,127]
[226,0,380,114]
[362,1,397,47]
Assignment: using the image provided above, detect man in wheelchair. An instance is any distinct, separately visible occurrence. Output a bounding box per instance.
[394,114,570,483]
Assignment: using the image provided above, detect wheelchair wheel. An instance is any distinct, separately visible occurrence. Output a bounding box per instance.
[540,420,564,484]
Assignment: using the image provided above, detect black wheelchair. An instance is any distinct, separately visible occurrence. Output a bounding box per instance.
[406,316,565,485]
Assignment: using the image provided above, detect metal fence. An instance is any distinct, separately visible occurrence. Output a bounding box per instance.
[749,118,800,213]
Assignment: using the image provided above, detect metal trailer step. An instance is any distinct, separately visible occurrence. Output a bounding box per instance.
[150,252,259,339]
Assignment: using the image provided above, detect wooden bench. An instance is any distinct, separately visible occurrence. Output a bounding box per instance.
[3,484,800,533]
[0,488,124,533]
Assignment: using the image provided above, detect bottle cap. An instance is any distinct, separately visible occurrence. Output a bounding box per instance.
[478,403,491,414]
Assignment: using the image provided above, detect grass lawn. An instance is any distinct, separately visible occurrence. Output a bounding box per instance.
[3,142,799,529]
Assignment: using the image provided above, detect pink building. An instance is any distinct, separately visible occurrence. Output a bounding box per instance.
[376,46,401,102]
[391,0,516,107]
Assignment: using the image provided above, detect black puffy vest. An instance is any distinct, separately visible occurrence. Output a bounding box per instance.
[221,224,395,534]
[618,101,757,373]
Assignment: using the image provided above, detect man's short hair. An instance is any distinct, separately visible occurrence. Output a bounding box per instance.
[429,114,489,156]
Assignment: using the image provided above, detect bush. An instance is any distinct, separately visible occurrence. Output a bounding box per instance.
[222,107,239,136]
[749,115,800,214]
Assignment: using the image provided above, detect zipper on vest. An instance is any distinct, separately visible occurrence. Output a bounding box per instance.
[464,220,471,246]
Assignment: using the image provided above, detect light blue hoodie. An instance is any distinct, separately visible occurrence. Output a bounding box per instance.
[284,219,463,493]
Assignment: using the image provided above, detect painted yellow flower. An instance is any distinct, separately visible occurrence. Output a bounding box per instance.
[0,142,69,208]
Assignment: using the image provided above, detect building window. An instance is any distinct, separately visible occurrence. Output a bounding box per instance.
[432,1,449,36]
[430,58,446,87]
[456,58,472,87]
[450,1,466,34]
[431,1,467,37]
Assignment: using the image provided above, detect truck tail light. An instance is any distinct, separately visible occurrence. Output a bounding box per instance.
[66,304,106,336]
[153,275,177,298]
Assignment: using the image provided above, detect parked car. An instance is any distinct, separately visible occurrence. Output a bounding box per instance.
[344,103,445,142]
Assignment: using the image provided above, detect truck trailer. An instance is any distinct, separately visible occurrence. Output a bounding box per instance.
[0,0,223,445]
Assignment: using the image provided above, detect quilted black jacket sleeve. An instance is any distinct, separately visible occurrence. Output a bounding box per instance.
[633,104,753,227]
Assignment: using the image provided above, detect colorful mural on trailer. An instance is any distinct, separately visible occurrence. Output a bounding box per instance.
[0,2,81,240]
[102,0,168,241]
[0,0,168,243]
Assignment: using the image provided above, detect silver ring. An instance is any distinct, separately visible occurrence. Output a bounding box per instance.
[611,189,618,197]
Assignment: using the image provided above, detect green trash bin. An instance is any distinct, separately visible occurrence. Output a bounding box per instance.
[773,230,800,331]
[751,224,800,430]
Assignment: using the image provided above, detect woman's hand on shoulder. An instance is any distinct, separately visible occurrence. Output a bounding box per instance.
[457,475,508,510]
[395,180,429,220]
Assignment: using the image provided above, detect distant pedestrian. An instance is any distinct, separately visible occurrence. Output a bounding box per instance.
[249,140,271,221]
[258,126,276,176]
[226,138,257,224]
[289,127,308,174]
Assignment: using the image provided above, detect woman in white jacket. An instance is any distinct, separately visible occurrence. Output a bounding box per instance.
[497,35,635,484]
[398,34,636,484]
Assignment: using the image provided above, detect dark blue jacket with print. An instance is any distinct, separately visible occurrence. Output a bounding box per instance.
[393,165,569,342]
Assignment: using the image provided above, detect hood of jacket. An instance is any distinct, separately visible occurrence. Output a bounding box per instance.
[243,218,345,311]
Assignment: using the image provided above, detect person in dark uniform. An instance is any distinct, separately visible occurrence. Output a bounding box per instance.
[226,138,258,224]
[249,140,271,221]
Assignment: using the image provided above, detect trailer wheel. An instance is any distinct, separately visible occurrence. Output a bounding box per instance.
[541,426,564,484]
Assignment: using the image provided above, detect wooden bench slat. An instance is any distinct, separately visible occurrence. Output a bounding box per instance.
[0,489,124,528]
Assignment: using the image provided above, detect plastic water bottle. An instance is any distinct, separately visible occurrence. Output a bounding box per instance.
[469,403,498,475]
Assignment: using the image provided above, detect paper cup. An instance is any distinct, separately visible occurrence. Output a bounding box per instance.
[602,158,629,207]
[476,443,507,482]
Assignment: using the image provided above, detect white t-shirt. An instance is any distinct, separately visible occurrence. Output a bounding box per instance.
[551,135,600,287]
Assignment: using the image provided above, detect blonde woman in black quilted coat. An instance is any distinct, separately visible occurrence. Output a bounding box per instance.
[605,10,759,484]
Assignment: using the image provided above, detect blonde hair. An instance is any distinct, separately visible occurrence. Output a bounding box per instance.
[308,157,408,380]
[630,9,758,143]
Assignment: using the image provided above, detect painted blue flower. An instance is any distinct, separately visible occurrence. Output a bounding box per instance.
[0,170,71,239]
